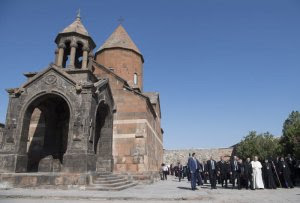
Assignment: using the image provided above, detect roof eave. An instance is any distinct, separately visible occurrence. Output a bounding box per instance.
[55,32,96,49]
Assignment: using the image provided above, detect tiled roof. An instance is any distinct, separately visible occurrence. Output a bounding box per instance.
[60,16,89,36]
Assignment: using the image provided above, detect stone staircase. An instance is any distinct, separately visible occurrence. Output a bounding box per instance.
[87,172,137,191]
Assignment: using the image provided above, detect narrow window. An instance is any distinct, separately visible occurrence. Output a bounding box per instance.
[134,73,138,85]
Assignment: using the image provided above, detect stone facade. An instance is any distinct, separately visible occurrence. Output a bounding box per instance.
[163,148,234,165]
[93,24,163,175]
[0,65,114,173]
[92,63,163,174]
[0,123,4,149]
[0,14,163,183]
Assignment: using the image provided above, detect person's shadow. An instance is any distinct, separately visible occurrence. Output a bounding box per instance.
[177,186,200,190]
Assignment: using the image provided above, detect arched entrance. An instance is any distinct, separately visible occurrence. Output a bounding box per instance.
[94,101,113,172]
[20,94,70,172]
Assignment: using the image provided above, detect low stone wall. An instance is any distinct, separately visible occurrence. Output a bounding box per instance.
[0,172,90,189]
[163,148,234,165]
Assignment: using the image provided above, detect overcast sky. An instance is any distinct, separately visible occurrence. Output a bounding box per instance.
[0,0,299,149]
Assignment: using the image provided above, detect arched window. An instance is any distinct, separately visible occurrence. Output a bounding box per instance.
[134,73,138,85]
[62,41,71,68]
[74,42,83,69]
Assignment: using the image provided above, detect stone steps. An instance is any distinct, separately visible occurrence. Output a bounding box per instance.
[86,182,137,191]
[94,178,127,184]
[87,173,137,191]
[95,176,125,181]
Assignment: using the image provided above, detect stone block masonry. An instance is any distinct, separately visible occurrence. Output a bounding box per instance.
[163,148,234,165]
[0,15,163,187]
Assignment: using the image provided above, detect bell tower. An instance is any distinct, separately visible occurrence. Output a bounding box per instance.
[95,25,144,91]
[54,12,96,69]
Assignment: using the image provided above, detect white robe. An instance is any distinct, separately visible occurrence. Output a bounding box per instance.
[251,161,264,189]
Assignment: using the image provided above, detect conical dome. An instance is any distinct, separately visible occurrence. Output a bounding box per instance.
[97,25,142,57]
[60,15,89,36]
[55,14,96,49]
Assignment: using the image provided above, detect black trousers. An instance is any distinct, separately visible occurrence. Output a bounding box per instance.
[237,173,242,189]
[231,171,240,188]
[209,170,217,188]
[220,173,228,187]
[244,175,253,189]
[187,170,191,181]
[178,171,182,182]
[196,171,203,185]
[163,171,168,180]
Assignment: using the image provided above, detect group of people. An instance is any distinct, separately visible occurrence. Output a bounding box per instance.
[162,153,299,191]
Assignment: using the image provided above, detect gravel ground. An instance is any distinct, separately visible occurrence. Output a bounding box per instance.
[0,176,299,203]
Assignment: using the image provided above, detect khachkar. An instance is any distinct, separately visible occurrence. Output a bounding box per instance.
[0,14,163,188]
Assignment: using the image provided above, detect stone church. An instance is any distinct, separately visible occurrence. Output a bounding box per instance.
[0,14,163,187]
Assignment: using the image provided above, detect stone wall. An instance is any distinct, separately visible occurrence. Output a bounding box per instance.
[95,48,144,90]
[0,66,115,173]
[163,148,234,165]
[93,63,163,174]
[0,123,4,148]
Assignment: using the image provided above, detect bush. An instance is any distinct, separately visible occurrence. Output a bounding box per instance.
[236,131,282,160]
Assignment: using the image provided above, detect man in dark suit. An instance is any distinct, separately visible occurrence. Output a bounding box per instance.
[202,161,208,184]
[230,156,240,189]
[237,159,245,190]
[244,157,254,190]
[278,157,294,188]
[188,153,198,190]
[206,156,218,189]
[196,159,203,185]
[177,162,183,182]
[217,156,228,188]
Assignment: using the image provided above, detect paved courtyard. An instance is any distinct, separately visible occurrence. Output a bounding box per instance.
[0,176,299,203]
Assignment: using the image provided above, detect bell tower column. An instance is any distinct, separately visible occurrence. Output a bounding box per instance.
[54,48,59,65]
[54,13,96,68]
[57,43,66,67]
[82,46,89,69]
[69,41,78,68]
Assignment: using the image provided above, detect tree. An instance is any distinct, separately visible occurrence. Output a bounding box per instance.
[236,131,282,160]
[281,111,300,159]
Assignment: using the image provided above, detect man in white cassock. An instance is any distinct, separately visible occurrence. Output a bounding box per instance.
[251,156,264,189]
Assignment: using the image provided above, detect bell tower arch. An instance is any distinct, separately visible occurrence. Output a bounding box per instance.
[54,13,96,69]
